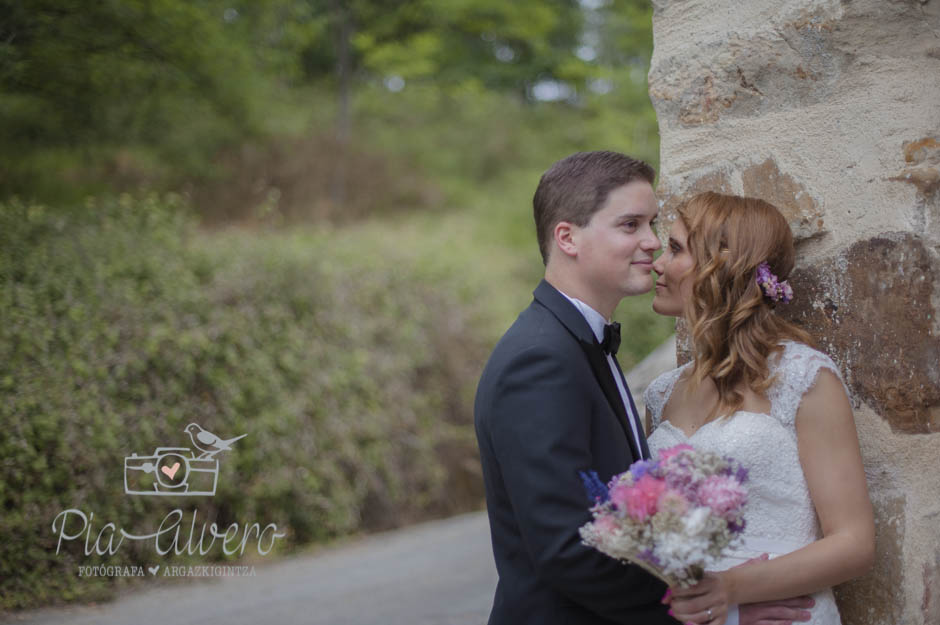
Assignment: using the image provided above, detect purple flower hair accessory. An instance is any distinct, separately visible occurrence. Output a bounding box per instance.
[755,261,793,304]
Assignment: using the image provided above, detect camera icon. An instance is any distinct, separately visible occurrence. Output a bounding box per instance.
[123,424,245,497]
[124,447,219,496]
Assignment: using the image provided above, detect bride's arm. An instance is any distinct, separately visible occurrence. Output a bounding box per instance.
[670,369,875,623]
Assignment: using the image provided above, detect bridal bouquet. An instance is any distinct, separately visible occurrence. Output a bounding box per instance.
[579,444,748,588]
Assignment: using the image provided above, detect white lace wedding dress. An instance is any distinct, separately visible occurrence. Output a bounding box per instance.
[644,341,844,625]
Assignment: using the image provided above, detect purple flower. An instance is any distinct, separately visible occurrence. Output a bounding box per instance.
[698,475,748,519]
[630,459,655,481]
[638,549,662,566]
[755,261,793,304]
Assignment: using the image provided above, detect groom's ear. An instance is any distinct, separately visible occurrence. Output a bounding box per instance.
[553,221,579,259]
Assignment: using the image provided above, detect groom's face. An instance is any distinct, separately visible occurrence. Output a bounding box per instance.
[574,180,660,299]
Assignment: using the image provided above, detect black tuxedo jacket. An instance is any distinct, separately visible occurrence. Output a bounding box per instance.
[474,280,674,625]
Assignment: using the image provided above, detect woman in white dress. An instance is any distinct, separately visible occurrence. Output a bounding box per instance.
[645,192,874,625]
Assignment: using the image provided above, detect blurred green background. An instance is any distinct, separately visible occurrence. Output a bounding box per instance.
[0,0,674,610]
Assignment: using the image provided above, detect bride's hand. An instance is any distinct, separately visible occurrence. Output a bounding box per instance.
[667,572,731,625]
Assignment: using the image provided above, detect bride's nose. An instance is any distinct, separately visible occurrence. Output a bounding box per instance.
[652,255,664,276]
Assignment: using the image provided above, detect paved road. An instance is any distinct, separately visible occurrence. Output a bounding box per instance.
[3,512,498,625]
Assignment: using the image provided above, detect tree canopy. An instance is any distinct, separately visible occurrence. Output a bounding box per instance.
[0,0,656,203]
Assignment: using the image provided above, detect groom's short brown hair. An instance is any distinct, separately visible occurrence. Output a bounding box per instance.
[533,151,655,264]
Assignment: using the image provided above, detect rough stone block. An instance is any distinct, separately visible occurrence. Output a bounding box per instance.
[891,137,940,198]
[656,158,825,242]
[657,169,734,217]
[783,234,940,434]
[649,3,847,127]
[741,158,826,241]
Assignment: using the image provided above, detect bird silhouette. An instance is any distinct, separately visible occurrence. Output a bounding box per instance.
[184,423,247,459]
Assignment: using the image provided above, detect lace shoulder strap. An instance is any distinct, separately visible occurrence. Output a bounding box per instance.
[768,341,848,427]
[643,362,692,429]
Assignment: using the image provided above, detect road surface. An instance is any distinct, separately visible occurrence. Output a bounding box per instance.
[3,512,497,625]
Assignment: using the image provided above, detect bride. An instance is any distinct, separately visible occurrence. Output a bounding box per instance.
[644,192,874,625]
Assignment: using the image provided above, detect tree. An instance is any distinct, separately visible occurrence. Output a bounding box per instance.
[0,0,260,147]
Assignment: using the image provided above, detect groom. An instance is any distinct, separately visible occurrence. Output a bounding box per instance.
[474,151,670,624]
[474,151,814,625]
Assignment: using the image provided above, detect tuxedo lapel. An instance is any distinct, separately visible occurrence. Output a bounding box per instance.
[533,280,641,462]
[532,280,596,344]
[612,353,651,460]
[583,344,642,462]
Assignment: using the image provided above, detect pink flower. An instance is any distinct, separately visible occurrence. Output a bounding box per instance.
[608,483,631,514]
[697,475,747,518]
[594,515,618,534]
[611,474,667,521]
[658,443,694,462]
[657,488,690,515]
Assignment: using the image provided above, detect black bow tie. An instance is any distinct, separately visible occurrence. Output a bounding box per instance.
[601,322,621,356]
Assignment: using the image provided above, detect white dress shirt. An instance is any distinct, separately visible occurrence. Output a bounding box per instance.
[558,292,645,457]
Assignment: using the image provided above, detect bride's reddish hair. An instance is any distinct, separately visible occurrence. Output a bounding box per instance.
[677,192,814,419]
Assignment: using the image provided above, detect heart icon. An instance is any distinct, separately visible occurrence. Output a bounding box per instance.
[148,566,160,576]
[161,462,181,480]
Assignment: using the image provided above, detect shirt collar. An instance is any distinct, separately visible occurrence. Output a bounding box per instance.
[558,291,609,345]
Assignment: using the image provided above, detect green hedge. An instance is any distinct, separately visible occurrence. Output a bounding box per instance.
[0,196,492,609]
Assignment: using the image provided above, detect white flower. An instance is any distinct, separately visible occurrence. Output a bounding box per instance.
[655,530,711,576]
[682,507,711,536]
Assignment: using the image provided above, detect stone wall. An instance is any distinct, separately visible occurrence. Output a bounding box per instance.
[648,1,940,623]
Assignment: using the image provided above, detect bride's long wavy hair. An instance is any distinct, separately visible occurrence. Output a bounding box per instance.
[677,192,814,419]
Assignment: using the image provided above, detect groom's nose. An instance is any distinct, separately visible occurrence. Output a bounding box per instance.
[641,227,661,252]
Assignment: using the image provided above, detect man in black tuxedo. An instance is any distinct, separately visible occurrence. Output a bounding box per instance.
[474,151,671,624]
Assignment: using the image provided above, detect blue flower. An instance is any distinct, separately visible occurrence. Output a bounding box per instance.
[579,470,609,504]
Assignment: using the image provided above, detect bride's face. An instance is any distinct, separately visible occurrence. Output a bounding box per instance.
[652,218,695,317]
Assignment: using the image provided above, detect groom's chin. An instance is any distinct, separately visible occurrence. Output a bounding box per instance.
[621,278,655,297]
